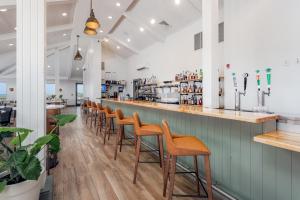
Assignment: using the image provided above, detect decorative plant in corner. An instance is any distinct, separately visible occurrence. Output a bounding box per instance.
[0,114,76,195]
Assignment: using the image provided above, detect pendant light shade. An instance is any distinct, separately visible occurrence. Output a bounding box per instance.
[85,0,100,32]
[74,35,83,61]
[84,26,97,36]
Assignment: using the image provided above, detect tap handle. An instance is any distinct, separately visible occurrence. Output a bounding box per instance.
[256,70,261,90]
[266,68,271,89]
[232,73,237,88]
[243,73,249,92]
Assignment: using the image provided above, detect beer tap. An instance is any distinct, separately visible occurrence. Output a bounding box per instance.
[232,73,238,110]
[256,70,261,107]
[237,73,249,111]
[262,68,272,107]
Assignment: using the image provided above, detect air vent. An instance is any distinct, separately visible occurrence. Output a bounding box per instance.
[194,32,203,51]
[101,62,105,71]
[159,20,170,27]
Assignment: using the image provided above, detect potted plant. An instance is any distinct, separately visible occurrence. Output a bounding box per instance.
[0,114,76,200]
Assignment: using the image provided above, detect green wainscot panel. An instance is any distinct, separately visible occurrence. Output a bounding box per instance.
[103,101,300,200]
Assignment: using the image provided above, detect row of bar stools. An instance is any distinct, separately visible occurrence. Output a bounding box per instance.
[114,109,135,160]
[132,112,164,184]
[161,120,213,200]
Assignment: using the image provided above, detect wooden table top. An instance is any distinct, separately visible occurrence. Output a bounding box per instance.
[254,131,300,153]
[102,99,278,123]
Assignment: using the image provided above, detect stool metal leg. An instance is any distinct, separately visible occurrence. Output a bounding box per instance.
[114,124,122,160]
[194,156,200,196]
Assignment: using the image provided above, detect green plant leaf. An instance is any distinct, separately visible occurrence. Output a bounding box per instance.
[0,127,33,134]
[52,114,77,126]
[7,150,28,166]
[22,156,41,180]
[0,180,7,192]
[10,131,30,146]
[47,134,60,154]
[30,135,54,156]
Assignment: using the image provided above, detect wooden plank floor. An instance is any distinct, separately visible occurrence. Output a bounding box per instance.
[51,107,226,200]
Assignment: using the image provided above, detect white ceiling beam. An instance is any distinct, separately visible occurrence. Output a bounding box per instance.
[0,0,73,6]
[123,13,166,43]
[47,41,70,50]
[1,64,16,76]
[0,24,73,42]
[107,35,139,55]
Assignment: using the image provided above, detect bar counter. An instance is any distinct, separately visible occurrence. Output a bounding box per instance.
[102,99,278,123]
[102,99,300,200]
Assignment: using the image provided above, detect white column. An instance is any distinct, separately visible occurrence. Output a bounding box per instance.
[53,49,60,95]
[202,0,220,108]
[16,0,46,141]
[83,39,102,101]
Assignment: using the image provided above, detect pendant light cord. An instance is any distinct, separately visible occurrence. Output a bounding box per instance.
[77,35,79,50]
[91,0,93,10]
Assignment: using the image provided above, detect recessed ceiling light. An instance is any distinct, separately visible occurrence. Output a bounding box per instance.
[100,30,103,33]
[62,12,68,17]
[76,67,80,71]
[0,8,8,12]
[139,27,145,32]
[63,33,67,37]
[174,0,181,5]
[150,18,156,25]
[116,2,121,7]
[127,38,131,42]
[8,43,14,46]
[104,38,109,42]
[108,16,113,20]
[78,47,82,51]
[116,46,120,49]
[48,65,51,68]
[14,27,17,31]
[89,49,94,54]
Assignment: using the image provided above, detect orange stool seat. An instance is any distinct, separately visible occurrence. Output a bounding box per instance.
[162,120,213,200]
[132,112,164,184]
[114,109,135,160]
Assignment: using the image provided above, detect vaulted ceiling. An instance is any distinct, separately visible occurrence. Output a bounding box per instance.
[0,0,202,80]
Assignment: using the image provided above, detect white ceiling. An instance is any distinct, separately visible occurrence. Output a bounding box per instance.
[0,0,202,80]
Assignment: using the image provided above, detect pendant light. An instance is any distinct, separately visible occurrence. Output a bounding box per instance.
[74,35,83,61]
[84,26,97,36]
[85,0,100,30]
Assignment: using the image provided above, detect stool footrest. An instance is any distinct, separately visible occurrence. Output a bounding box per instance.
[140,149,159,153]
[138,161,160,164]
[175,171,196,174]
[172,194,208,198]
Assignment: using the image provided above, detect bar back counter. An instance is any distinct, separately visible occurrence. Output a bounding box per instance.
[102,99,299,200]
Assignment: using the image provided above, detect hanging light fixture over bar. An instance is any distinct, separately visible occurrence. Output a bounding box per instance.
[74,35,83,61]
[84,26,97,36]
[85,0,100,32]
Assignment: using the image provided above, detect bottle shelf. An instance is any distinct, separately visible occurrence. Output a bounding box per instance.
[177,79,203,83]
[180,93,203,95]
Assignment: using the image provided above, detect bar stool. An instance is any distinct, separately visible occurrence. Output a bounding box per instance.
[132,112,164,184]
[103,106,116,144]
[114,108,135,160]
[96,103,106,136]
[84,100,92,118]
[161,120,213,200]
[86,102,97,128]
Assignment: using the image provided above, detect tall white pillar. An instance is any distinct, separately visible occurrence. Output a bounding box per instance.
[16,0,46,141]
[202,0,220,108]
[83,39,102,101]
[54,49,61,96]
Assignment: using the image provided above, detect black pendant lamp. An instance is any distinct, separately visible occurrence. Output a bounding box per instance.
[74,35,83,61]
[84,0,100,35]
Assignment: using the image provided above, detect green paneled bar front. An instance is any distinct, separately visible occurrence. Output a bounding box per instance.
[102,99,300,200]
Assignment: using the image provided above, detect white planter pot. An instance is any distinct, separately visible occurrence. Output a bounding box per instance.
[0,170,45,200]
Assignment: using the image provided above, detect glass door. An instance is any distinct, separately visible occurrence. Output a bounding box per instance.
[76,83,84,106]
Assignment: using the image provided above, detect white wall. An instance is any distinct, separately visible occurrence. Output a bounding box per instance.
[224,0,300,116]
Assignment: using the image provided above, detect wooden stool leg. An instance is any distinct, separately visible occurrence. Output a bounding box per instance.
[133,136,141,184]
[114,125,122,160]
[108,118,112,141]
[194,156,200,196]
[119,125,124,152]
[90,110,94,128]
[204,155,213,200]
[158,135,164,170]
[163,152,170,197]
[103,118,109,144]
[168,155,177,200]
[86,110,89,124]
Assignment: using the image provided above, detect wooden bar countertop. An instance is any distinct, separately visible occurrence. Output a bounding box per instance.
[102,99,278,124]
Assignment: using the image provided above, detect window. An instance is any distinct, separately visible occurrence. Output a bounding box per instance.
[0,82,7,98]
[46,83,55,96]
